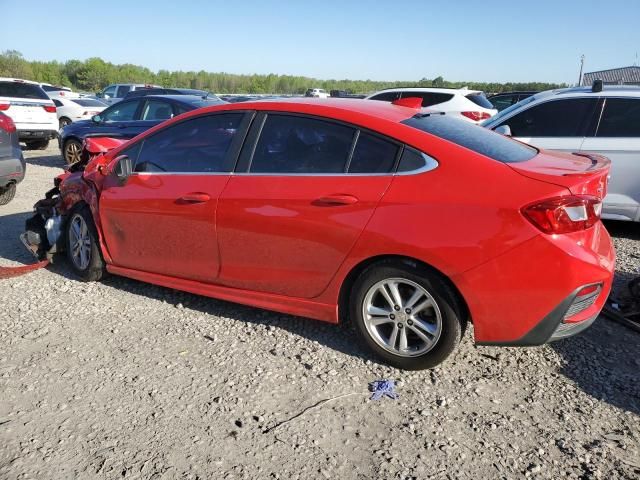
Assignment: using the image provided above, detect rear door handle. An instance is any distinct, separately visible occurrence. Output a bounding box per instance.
[179,193,211,203]
[314,194,359,206]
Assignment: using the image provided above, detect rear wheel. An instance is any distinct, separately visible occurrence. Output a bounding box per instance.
[0,183,16,205]
[59,117,72,129]
[65,205,106,281]
[64,139,82,164]
[350,260,465,370]
[26,139,49,150]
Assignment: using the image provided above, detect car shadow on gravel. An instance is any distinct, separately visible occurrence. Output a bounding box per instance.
[23,152,65,169]
[0,211,39,265]
[550,315,640,415]
[603,220,640,241]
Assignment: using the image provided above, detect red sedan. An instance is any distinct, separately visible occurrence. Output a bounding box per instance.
[24,98,615,370]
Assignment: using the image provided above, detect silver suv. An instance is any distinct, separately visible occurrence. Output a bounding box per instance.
[97,84,161,105]
[482,83,640,222]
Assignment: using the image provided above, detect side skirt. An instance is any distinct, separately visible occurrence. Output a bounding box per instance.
[106,264,339,323]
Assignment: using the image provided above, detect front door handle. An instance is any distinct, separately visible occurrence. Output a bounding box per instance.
[179,193,211,203]
[314,194,359,206]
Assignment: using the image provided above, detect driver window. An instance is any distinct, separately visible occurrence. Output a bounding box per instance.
[103,85,116,97]
[102,101,140,122]
[134,113,244,173]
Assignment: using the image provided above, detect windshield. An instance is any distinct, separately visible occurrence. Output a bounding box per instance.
[403,114,537,163]
[481,94,538,126]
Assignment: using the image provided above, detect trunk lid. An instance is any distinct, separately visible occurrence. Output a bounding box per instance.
[507,150,610,199]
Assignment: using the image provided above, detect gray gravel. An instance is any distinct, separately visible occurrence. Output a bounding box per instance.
[1,144,639,480]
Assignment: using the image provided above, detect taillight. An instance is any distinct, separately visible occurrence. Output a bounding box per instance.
[0,114,16,133]
[0,103,10,111]
[522,195,602,234]
[461,111,491,121]
[43,105,56,113]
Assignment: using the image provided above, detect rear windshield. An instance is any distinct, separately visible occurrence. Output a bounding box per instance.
[465,92,494,109]
[72,99,106,107]
[402,114,537,163]
[0,81,49,100]
[184,98,225,108]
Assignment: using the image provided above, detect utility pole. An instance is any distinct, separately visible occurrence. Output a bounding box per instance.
[578,54,585,86]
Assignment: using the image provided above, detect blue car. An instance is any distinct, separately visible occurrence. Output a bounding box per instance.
[58,95,225,164]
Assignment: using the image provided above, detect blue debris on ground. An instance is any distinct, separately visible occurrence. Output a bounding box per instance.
[368,379,398,401]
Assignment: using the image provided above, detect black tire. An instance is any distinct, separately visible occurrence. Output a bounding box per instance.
[26,139,49,150]
[59,117,72,129]
[65,205,106,282]
[63,139,82,164]
[350,259,466,370]
[0,183,16,205]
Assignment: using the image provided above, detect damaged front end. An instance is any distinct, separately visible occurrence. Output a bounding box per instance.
[22,136,128,261]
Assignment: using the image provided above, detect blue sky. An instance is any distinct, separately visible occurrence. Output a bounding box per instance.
[1,0,638,84]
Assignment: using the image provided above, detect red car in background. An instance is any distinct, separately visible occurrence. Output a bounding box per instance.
[23,98,615,370]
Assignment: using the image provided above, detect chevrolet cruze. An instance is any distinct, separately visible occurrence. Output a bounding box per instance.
[24,98,615,370]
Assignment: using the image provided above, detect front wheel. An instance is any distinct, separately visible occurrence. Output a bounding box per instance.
[350,260,466,370]
[0,183,17,205]
[59,117,71,129]
[65,205,106,281]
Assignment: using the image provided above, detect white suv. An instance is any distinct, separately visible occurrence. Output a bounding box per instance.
[305,88,330,98]
[482,83,640,222]
[0,78,58,150]
[365,87,497,124]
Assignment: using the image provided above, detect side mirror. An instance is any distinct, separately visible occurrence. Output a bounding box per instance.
[113,155,132,183]
[103,94,110,99]
[494,125,512,137]
[92,114,102,123]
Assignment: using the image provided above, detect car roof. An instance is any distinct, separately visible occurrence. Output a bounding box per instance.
[539,84,640,99]
[371,87,480,94]
[186,97,421,123]
[0,77,40,85]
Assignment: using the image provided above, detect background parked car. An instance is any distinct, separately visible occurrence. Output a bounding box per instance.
[96,83,162,105]
[0,78,58,150]
[487,91,537,111]
[40,83,78,99]
[59,94,225,164]
[53,97,108,128]
[482,82,640,222]
[305,88,329,98]
[0,112,25,205]
[365,87,497,123]
[124,87,221,100]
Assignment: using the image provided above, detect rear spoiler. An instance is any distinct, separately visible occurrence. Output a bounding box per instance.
[569,153,611,175]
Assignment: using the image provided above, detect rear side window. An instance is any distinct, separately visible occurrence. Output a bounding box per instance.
[0,81,49,100]
[141,100,173,120]
[596,98,640,137]
[370,91,401,102]
[401,91,454,107]
[348,132,399,173]
[135,113,243,173]
[501,98,597,137]
[403,114,537,163]
[53,99,63,107]
[465,92,494,109]
[250,115,355,173]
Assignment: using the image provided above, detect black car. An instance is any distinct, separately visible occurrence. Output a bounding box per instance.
[59,95,225,164]
[124,87,221,101]
[487,91,537,112]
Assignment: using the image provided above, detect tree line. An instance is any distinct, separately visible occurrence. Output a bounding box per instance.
[0,50,567,95]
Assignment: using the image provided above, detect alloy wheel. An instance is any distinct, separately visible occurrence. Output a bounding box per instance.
[65,141,81,164]
[69,214,91,270]
[362,277,442,357]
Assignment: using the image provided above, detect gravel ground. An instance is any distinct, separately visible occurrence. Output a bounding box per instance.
[1,144,639,480]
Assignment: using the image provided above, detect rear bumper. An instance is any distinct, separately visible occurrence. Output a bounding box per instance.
[454,221,615,345]
[0,152,26,187]
[18,129,57,141]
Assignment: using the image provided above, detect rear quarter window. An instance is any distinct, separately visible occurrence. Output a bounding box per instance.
[403,114,537,163]
[465,92,494,109]
[0,82,49,100]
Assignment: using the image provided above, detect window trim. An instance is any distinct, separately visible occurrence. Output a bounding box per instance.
[238,111,412,177]
[125,111,254,175]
